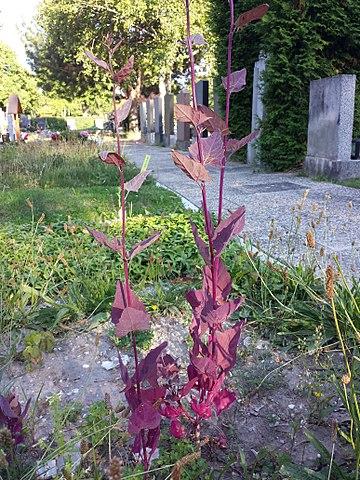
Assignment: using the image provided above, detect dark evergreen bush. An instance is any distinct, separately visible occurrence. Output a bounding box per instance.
[212,0,360,170]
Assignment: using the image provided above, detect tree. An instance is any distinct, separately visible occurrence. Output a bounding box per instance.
[26,0,215,114]
[0,42,39,114]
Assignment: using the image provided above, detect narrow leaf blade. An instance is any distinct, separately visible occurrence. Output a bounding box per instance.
[129,231,161,261]
[124,170,151,192]
[235,4,269,30]
[84,50,109,71]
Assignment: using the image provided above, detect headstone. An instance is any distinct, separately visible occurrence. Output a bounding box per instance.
[176,90,191,150]
[304,74,360,180]
[146,97,155,144]
[195,80,209,107]
[164,93,174,147]
[66,118,77,131]
[20,114,30,129]
[139,100,147,142]
[247,53,267,165]
[95,117,105,129]
[154,95,164,145]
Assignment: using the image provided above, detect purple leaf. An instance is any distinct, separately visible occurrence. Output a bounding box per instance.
[189,131,224,166]
[172,151,211,183]
[117,352,130,386]
[128,231,161,261]
[189,33,206,45]
[146,427,161,458]
[235,4,269,30]
[88,228,122,253]
[213,389,236,415]
[226,130,260,157]
[191,356,217,379]
[114,55,134,84]
[111,280,146,325]
[124,170,151,193]
[99,151,125,168]
[203,260,232,302]
[136,342,168,386]
[170,419,186,438]
[190,221,210,264]
[198,105,229,136]
[179,377,198,397]
[128,402,161,435]
[115,98,132,125]
[141,387,166,404]
[84,50,109,71]
[115,306,150,337]
[162,405,184,419]
[190,399,212,419]
[222,69,247,94]
[213,206,246,255]
[214,321,245,372]
[175,104,211,127]
[202,297,244,326]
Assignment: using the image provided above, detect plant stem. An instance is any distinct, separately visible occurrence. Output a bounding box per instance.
[112,82,149,472]
[218,0,235,224]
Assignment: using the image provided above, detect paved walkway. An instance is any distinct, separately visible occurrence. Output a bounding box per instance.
[124,141,359,277]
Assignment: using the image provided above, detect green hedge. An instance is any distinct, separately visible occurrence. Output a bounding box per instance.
[212,0,360,170]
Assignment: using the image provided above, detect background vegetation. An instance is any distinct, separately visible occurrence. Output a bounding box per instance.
[212,0,360,170]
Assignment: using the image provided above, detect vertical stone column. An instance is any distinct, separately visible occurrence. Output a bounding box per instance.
[247,54,267,165]
[195,80,209,107]
[146,97,155,144]
[304,74,359,180]
[154,95,164,146]
[139,99,147,142]
[176,90,191,150]
[164,93,174,147]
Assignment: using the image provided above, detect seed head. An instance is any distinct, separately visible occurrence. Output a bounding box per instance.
[107,456,122,480]
[342,373,351,385]
[325,265,335,300]
[306,230,315,249]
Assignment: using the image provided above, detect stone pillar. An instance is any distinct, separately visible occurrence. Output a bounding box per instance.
[195,80,209,107]
[164,93,174,147]
[247,54,267,165]
[139,100,147,142]
[304,74,360,180]
[154,95,164,146]
[176,90,191,150]
[146,97,155,144]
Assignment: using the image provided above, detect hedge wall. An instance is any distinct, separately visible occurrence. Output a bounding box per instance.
[211,0,360,171]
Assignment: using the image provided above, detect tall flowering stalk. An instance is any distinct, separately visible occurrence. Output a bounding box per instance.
[85,36,166,473]
[164,0,269,443]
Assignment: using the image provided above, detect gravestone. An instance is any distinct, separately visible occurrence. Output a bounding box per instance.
[247,53,266,165]
[304,74,360,180]
[154,95,164,145]
[95,117,105,129]
[164,93,174,147]
[146,97,155,144]
[139,100,147,142]
[66,118,77,131]
[176,90,191,150]
[195,80,209,107]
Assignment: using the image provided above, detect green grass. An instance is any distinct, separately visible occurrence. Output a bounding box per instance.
[338,178,360,189]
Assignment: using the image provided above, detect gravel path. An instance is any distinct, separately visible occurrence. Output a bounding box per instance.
[124,141,359,277]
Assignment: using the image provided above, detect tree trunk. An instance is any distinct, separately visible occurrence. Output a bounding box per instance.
[128,69,142,133]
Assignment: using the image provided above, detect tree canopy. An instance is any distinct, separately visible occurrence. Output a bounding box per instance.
[26,0,215,109]
[0,42,39,114]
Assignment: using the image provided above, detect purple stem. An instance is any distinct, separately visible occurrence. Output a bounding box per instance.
[217,0,235,224]
[112,80,149,472]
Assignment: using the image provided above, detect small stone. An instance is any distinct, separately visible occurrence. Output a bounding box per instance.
[101,360,118,371]
[288,404,295,410]
[243,336,252,348]
[82,364,90,369]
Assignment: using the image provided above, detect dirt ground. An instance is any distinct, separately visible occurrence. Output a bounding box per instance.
[1,318,352,476]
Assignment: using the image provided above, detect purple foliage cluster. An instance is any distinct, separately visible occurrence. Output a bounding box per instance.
[0,393,30,446]
[85,1,268,472]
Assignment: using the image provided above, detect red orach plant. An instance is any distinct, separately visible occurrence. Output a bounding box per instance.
[163,0,269,443]
[85,35,167,472]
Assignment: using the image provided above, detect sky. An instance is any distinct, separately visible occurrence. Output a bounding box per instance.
[0,0,41,69]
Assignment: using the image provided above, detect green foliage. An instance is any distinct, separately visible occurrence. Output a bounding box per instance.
[0,42,39,114]
[81,400,119,448]
[41,117,68,131]
[27,0,215,107]
[110,328,154,351]
[153,435,211,479]
[22,331,55,366]
[212,0,360,170]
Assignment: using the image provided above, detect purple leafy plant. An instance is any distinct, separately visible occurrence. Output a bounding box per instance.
[164,0,268,443]
[85,35,166,473]
[0,392,30,447]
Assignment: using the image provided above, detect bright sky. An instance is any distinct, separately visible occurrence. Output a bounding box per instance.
[0,0,41,70]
